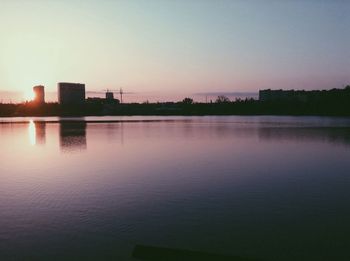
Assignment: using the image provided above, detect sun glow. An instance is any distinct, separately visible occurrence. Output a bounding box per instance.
[23,90,35,102]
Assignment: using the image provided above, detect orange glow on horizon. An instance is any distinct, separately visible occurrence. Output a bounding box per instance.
[23,90,35,102]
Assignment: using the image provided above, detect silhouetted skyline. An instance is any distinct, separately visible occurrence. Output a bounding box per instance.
[0,90,259,103]
[0,0,348,97]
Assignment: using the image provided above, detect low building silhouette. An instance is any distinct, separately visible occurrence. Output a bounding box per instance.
[58,82,85,105]
[106,91,114,101]
[259,86,350,102]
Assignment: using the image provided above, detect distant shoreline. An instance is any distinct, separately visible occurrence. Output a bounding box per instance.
[1,86,350,117]
[1,86,349,117]
[0,101,349,117]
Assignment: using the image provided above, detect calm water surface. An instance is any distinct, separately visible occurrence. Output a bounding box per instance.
[0,116,350,260]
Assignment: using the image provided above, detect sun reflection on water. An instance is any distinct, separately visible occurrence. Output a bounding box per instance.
[28,120,35,145]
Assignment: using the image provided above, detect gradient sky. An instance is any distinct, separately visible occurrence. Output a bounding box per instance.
[0,0,349,101]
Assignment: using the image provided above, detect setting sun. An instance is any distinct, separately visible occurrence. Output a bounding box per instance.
[23,90,35,102]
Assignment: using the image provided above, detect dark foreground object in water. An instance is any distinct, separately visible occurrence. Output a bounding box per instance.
[132,245,263,261]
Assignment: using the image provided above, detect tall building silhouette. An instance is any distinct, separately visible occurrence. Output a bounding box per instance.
[58,82,85,105]
[33,85,45,104]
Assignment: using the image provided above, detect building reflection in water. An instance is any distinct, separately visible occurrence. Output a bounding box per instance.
[35,122,46,145]
[59,121,87,152]
[28,120,46,146]
[258,127,350,146]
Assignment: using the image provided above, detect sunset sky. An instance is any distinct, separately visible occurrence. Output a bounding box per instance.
[0,0,349,101]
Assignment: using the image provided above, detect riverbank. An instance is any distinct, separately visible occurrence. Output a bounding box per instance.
[1,98,350,117]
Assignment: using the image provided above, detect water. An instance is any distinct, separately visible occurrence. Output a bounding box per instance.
[0,116,350,260]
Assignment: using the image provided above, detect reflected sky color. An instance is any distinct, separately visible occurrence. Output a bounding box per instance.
[0,116,350,260]
[0,0,349,100]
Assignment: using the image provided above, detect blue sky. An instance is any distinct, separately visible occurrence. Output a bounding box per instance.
[0,0,349,101]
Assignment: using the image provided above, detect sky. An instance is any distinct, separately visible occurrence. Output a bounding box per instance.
[0,0,349,102]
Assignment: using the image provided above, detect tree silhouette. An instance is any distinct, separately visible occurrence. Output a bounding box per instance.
[215,95,230,103]
[182,97,194,104]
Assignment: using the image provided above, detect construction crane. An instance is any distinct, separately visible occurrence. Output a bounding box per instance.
[103,88,124,103]
[119,88,123,104]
